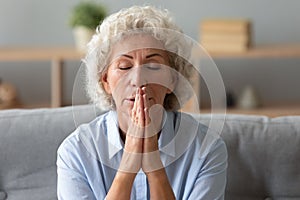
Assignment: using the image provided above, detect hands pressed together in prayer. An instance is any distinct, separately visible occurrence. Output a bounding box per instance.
[120,87,163,173]
[106,87,176,200]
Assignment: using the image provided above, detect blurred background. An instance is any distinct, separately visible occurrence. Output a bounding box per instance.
[0,0,300,116]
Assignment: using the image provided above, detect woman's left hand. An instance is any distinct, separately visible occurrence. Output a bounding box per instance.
[140,87,164,173]
[115,87,175,200]
[140,87,176,199]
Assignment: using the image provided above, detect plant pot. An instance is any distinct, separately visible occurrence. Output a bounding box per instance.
[73,26,95,52]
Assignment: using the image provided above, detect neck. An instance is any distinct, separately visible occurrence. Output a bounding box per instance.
[118,127,127,143]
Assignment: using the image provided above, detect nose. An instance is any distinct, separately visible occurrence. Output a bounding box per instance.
[130,66,147,88]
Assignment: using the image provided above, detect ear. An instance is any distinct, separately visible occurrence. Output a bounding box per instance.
[101,72,112,94]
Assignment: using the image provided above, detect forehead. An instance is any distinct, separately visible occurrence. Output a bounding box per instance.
[109,34,166,59]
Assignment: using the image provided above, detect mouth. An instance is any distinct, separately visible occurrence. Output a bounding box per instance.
[125,97,135,103]
[128,97,135,102]
[125,96,153,103]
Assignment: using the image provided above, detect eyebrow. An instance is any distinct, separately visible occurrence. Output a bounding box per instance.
[119,53,164,59]
[146,53,164,59]
[120,54,133,59]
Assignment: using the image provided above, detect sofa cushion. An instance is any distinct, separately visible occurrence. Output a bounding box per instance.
[0,191,7,200]
[0,105,101,200]
[196,114,300,200]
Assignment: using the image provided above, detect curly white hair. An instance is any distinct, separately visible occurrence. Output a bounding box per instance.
[84,5,194,111]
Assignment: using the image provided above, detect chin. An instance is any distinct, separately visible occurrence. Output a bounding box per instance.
[116,105,133,117]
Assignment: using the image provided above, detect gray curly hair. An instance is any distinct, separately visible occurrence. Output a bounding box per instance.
[84,5,194,111]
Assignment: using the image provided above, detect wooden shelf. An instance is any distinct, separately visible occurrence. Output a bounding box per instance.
[194,44,300,117]
[0,46,84,108]
[207,44,300,59]
[0,46,83,61]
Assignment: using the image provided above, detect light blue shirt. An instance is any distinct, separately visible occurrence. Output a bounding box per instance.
[57,111,227,200]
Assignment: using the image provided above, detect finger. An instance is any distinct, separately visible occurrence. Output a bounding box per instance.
[131,89,139,121]
[141,86,152,126]
[141,86,147,96]
[143,92,160,138]
[137,88,145,127]
[128,89,143,138]
[141,86,153,106]
[143,94,151,126]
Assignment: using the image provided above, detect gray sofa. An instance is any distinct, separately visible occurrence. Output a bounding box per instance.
[0,105,299,200]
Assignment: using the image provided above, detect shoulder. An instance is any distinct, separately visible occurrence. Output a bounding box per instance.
[57,111,111,158]
[172,111,208,139]
[174,111,227,159]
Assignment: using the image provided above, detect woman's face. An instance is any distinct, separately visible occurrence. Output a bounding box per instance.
[102,35,175,119]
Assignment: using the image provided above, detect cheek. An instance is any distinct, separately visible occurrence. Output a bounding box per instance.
[107,70,122,90]
[107,71,131,97]
[151,85,169,100]
[152,73,174,91]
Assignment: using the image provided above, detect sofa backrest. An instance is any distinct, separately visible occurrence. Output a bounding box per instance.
[0,105,101,200]
[196,114,300,200]
[0,105,299,200]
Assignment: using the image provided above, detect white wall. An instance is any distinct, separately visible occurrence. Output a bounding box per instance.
[1,0,300,106]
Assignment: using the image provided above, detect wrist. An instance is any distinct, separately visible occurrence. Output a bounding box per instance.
[142,151,163,173]
[146,168,176,200]
[145,168,165,180]
[119,150,142,173]
[115,171,137,185]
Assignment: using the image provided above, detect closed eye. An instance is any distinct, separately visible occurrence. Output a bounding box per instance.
[119,66,132,70]
[145,64,162,70]
[117,60,133,70]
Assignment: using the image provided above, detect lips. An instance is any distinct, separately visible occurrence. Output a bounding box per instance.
[124,96,135,103]
[128,97,135,102]
[126,96,152,101]
[125,91,153,103]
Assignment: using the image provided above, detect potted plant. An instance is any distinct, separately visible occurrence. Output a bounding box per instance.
[69,1,107,52]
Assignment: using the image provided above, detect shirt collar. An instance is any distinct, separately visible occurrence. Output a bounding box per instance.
[106,111,124,159]
[106,110,176,159]
[158,111,176,157]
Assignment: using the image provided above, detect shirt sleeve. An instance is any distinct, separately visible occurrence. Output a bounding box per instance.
[188,139,228,200]
[56,141,97,200]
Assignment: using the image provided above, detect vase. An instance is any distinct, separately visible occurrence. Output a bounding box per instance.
[73,26,95,53]
[237,85,261,109]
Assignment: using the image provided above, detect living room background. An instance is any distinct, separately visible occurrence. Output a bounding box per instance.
[0,0,299,108]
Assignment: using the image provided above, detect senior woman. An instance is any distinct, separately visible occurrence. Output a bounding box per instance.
[57,5,227,200]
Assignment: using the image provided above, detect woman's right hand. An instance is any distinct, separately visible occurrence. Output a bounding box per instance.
[107,89,144,199]
[120,87,164,174]
[119,88,144,173]
[108,88,174,199]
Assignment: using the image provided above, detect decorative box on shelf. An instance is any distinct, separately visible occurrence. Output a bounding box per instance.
[200,18,252,54]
